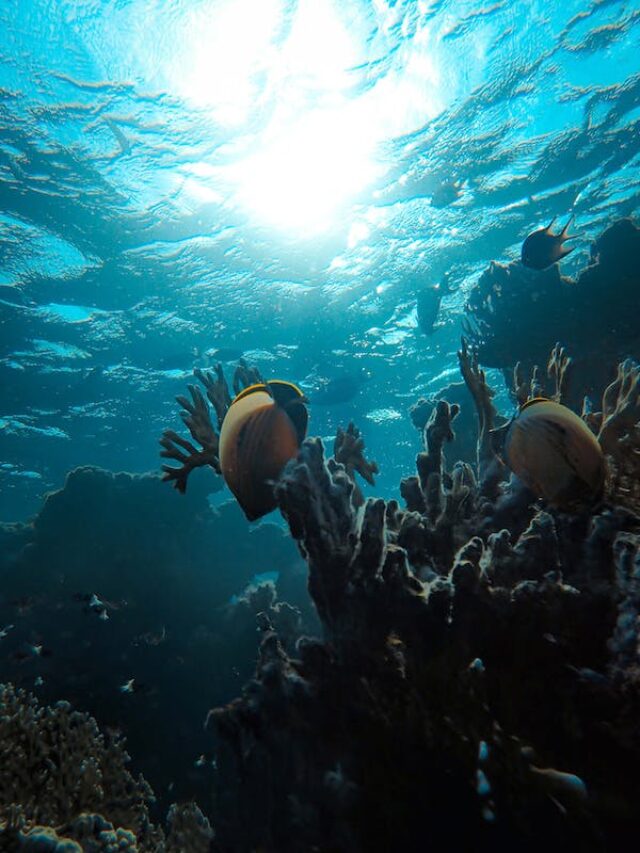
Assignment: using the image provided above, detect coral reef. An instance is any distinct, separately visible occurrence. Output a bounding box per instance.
[464,219,640,406]
[165,802,214,853]
[0,466,308,813]
[0,683,162,850]
[0,684,215,851]
[409,380,479,466]
[207,345,640,852]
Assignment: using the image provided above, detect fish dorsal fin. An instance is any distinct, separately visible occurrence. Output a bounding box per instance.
[267,380,305,405]
[560,215,575,238]
[232,383,269,405]
[520,396,551,413]
[267,380,308,444]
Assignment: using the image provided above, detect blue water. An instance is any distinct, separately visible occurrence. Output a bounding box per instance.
[1,0,640,521]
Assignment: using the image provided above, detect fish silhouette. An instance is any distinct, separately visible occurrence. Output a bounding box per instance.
[521,216,577,270]
[312,374,362,405]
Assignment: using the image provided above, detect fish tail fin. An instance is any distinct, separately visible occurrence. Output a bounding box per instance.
[557,245,575,260]
[489,420,512,460]
[545,216,557,232]
[560,214,575,238]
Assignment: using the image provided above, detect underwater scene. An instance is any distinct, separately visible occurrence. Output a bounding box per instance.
[1,0,640,850]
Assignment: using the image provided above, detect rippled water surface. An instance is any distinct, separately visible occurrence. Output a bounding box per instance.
[1,0,639,519]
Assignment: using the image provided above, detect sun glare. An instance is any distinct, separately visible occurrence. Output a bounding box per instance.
[171,0,443,235]
[175,0,283,126]
[233,109,380,233]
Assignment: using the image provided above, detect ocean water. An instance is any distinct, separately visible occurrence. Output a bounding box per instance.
[2,0,638,521]
[1,0,640,845]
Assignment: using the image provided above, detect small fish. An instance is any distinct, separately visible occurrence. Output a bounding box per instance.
[74,592,122,619]
[417,273,452,336]
[312,374,362,406]
[119,678,151,695]
[10,640,52,664]
[34,676,44,687]
[0,624,14,640]
[521,216,577,270]
[207,347,244,363]
[28,642,52,658]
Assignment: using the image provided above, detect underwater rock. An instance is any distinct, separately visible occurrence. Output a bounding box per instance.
[0,465,308,814]
[464,219,640,407]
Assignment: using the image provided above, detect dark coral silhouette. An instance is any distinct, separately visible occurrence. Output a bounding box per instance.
[207,346,640,852]
[464,219,640,406]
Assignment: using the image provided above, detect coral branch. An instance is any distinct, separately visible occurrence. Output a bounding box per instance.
[232,359,263,396]
[597,359,640,454]
[458,337,505,494]
[333,422,378,507]
[176,383,220,451]
[547,342,573,403]
[194,364,232,429]
[160,365,237,493]
[159,429,220,494]
[159,375,221,493]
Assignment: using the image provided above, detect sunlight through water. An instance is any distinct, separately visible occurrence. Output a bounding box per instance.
[166,0,443,234]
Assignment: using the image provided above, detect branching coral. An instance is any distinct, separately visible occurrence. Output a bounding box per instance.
[0,684,163,851]
[160,379,221,493]
[160,359,264,494]
[160,365,230,493]
[0,685,217,851]
[232,359,263,396]
[595,359,640,454]
[207,342,640,852]
[546,343,573,404]
[333,422,378,487]
[512,343,573,408]
[458,337,506,496]
[165,802,214,853]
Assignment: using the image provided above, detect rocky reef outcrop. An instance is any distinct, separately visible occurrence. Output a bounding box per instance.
[0,465,309,815]
[207,343,640,852]
[464,218,640,406]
